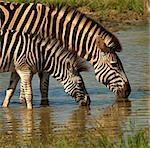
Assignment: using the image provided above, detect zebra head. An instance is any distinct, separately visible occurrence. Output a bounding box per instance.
[62,56,90,107]
[94,37,131,98]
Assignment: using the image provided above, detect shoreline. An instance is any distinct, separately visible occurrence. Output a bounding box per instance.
[3,0,148,32]
[77,7,148,32]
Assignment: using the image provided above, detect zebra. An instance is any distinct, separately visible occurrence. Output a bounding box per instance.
[0,29,90,109]
[0,2,131,100]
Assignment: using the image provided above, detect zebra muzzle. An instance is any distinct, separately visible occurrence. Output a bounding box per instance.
[75,94,91,107]
[117,82,131,98]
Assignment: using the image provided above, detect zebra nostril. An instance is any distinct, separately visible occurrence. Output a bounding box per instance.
[116,82,131,98]
[120,82,131,98]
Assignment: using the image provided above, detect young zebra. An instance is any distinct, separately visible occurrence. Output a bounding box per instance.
[0,29,90,109]
[0,2,131,100]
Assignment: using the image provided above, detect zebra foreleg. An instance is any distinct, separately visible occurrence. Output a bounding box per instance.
[19,81,26,103]
[2,72,20,107]
[16,69,33,109]
[38,72,49,106]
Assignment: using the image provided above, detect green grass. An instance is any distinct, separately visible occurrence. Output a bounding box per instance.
[0,125,149,148]
[6,0,144,14]
[93,128,149,148]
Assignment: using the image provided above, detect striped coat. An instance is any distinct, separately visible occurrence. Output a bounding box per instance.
[0,2,131,100]
[1,29,90,109]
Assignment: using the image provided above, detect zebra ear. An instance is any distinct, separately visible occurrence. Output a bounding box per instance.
[96,37,109,53]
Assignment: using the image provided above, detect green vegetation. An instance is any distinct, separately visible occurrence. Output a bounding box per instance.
[90,128,149,148]
[6,0,144,14]
[10,0,144,13]
[0,125,149,148]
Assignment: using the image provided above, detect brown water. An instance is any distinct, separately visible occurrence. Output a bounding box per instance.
[0,25,149,145]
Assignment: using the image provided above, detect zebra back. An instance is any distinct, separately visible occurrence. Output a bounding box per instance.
[0,1,122,56]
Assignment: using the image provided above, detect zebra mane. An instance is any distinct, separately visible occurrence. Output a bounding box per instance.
[75,57,90,72]
[67,50,90,72]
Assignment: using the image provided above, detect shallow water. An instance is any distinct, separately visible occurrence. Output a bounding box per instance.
[0,25,149,144]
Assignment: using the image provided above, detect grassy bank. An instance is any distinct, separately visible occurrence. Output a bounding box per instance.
[7,0,145,31]
[0,126,149,148]
[0,119,149,147]
[11,0,144,13]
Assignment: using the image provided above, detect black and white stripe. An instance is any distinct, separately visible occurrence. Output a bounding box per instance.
[0,1,131,99]
[1,29,90,109]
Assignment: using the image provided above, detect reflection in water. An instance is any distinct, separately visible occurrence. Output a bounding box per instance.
[0,100,131,143]
[0,107,54,144]
[66,107,89,139]
[0,25,149,145]
[1,107,34,141]
[95,100,131,137]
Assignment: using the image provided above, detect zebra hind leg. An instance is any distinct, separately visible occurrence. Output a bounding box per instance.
[16,69,33,109]
[2,72,20,107]
[38,72,49,106]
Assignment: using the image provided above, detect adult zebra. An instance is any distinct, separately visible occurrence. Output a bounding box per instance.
[0,1,131,102]
[0,29,90,109]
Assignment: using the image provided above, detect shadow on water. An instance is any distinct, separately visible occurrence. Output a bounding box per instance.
[0,24,149,145]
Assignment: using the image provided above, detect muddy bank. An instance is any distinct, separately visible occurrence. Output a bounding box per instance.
[78,7,147,32]
[100,11,146,32]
